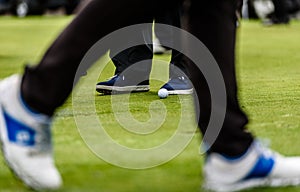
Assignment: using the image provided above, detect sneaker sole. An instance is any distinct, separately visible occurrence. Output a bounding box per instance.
[203,177,300,192]
[96,85,150,94]
[166,88,193,95]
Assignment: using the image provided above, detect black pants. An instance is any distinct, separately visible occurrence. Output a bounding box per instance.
[111,1,187,80]
[21,0,253,157]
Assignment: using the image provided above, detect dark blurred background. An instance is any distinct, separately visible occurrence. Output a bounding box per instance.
[0,0,91,17]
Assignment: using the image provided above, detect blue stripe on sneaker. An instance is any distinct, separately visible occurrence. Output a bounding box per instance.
[3,110,36,146]
[243,154,275,180]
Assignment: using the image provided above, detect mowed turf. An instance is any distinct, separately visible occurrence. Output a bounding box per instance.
[0,16,300,192]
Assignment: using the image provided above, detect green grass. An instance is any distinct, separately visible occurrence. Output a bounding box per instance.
[1,16,300,191]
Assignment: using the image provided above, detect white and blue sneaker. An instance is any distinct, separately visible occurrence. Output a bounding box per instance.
[0,75,62,190]
[203,141,300,192]
[159,76,193,95]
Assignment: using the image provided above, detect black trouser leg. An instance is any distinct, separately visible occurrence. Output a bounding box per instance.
[155,1,189,79]
[110,19,153,78]
[111,44,153,79]
[186,0,253,156]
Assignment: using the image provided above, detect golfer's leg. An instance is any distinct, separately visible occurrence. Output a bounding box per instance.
[187,0,253,156]
[111,44,153,76]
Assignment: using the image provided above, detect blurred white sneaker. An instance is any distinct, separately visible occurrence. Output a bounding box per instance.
[203,141,300,192]
[0,75,62,190]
